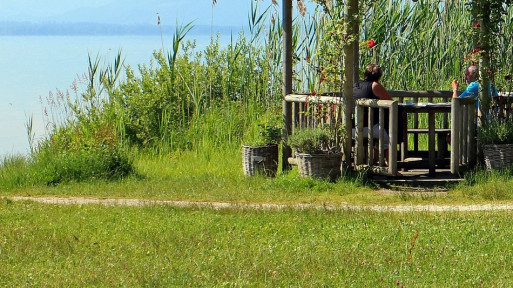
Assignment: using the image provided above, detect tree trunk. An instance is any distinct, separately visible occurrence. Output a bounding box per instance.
[342,0,359,168]
[282,0,293,171]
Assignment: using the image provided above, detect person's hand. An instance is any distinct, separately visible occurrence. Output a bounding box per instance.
[451,79,459,98]
[451,79,459,90]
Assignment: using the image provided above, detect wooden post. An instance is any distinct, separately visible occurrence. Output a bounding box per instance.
[342,0,358,168]
[451,98,461,174]
[282,0,293,171]
[355,103,364,166]
[428,112,436,176]
[478,0,492,120]
[468,103,477,167]
[352,3,360,84]
[367,108,374,165]
[388,102,398,175]
[379,108,385,166]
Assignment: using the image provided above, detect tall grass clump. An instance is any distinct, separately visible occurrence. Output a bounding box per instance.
[460,166,513,200]
[30,52,136,185]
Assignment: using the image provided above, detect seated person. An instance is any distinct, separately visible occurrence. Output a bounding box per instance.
[452,64,498,106]
[448,64,498,145]
[353,64,394,163]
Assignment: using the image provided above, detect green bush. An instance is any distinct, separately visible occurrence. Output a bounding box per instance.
[31,122,134,185]
[33,145,133,185]
[478,119,513,145]
[287,128,331,154]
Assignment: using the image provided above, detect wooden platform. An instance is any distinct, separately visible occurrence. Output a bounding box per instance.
[372,167,463,190]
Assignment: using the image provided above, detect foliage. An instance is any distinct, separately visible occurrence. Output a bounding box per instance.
[467,0,513,113]
[287,128,333,154]
[33,122,134,185]
[11,0,513,185]
[244,114,282,146]
[477,118,513,145]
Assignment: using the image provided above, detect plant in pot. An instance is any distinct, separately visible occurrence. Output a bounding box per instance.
[287,127,342,180]
[242,120,282,177]
[478,118,513,171]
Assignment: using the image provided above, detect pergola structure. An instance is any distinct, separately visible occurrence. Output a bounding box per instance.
[280,0,509,174]
[281,0,359,170]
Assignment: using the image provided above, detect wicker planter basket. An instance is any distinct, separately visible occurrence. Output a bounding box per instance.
[295,152,342,180]
[483,144,513,171]
[242,144,279,177]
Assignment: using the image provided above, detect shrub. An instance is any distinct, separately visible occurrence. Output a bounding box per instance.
[478,119,513,145]
[32,123,134,185]
[287,128,331,154]
[33,145,133,185]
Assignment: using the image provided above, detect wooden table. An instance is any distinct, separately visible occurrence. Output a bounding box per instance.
[399,102,452,176]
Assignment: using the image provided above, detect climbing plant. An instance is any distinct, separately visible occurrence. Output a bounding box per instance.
[468,0,513,119]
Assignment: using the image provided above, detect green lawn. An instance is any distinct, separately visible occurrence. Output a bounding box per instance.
[1,199,513,286]
[3,149,513,206]
[2,150,513,286]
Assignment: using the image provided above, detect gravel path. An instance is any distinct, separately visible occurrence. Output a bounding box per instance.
[5,196,513,212]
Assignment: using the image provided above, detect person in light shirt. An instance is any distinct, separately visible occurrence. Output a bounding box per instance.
[451,65,498,105]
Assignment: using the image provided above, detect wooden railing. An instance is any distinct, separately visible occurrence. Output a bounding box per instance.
[450,97,477,174]
[284,90,478,177]
[390,90,452,155]
[284,93,397,176]
[354,99,398,176]
[284,92,343,131]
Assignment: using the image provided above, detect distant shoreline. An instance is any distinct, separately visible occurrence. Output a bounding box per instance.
[0,22,245,36]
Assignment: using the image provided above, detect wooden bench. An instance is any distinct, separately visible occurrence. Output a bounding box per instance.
[408,128,451,158]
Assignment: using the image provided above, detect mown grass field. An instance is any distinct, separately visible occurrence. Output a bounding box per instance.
[2,199,513,286]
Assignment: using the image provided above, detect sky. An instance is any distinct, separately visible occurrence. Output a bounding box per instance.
[0,0,275,26]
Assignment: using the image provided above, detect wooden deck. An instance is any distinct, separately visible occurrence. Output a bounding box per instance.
[372,160,464,189]
[284,90,478,183]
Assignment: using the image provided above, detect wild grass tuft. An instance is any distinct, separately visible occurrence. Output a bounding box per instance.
[460,167,513,200]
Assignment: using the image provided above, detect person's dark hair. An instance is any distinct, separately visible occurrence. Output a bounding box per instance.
[364,64,382,82]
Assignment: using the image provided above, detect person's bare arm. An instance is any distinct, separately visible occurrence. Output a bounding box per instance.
[451,79,459,98]
[372,81,393,100]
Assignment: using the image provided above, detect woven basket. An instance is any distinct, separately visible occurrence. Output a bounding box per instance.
[242,144,279,177]
[483,144,513,171]
[295,152,342,180]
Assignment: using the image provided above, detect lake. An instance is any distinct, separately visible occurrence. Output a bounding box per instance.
[0,34,229,156]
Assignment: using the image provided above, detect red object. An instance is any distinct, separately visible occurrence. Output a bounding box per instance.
[472,21,481,28]
[320,72,326,83]
[366,39,376,49]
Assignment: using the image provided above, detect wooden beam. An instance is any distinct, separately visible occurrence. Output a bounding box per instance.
[342,0,358,167]
[450,98,461,174]
[352,1,359,83]
[388,101,398,175]
[282,0,293,171]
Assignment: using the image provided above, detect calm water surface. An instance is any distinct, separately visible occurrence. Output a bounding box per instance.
[0,34,218,156]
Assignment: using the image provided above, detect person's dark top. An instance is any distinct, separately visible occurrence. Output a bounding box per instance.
[353,80,386,128]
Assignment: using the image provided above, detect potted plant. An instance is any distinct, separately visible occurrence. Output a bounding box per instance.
[242,121,282,177]
[478,119,513,171]
[287,127,342,180]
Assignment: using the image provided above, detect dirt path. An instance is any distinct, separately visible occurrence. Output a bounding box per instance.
[5,195,513,212]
